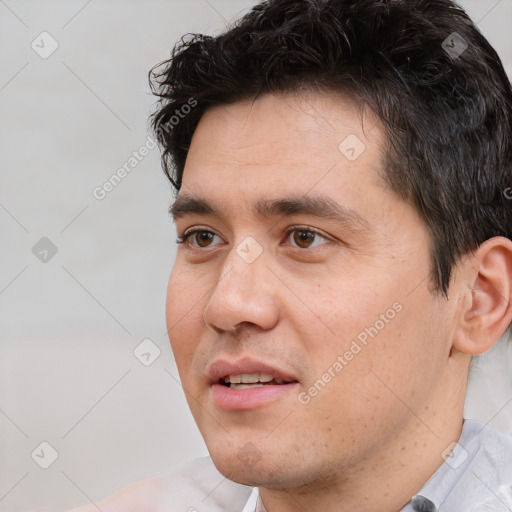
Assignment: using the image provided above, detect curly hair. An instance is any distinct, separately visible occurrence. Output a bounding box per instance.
[149,0,512,295]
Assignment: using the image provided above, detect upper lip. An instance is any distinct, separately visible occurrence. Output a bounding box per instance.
[208,358,299,384]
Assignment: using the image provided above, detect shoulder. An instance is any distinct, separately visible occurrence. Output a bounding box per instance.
[467,420,512,475]
[67,457,253,512]
[439,421,512,510]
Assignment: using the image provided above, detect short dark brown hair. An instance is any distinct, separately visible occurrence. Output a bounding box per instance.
[149,0,512,295]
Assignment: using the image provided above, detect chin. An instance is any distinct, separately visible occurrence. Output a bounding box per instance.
[208,444,322,490]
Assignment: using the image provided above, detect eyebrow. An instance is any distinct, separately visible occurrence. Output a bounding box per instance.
[254,196,371,230]
[170,196,214,219]
[170,194,371,232]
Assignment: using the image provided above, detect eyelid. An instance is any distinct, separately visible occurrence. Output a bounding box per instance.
[177,226,224,247]
[181,225,216,238]
[283,225,333,247]
[176,224,335,249]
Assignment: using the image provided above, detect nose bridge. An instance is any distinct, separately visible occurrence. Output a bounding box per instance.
[219,249,258,298]
[220,234,267,291]
[203,237,278,333]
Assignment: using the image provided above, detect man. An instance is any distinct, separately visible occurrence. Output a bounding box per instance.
[71,0,512,510]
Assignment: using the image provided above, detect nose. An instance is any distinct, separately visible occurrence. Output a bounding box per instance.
[202,244,280,334]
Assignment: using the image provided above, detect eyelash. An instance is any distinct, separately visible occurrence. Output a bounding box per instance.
[175,228,213,246]
[176,226,331,248]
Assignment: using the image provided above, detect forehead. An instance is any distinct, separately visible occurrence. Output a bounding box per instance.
[180,91,388,214]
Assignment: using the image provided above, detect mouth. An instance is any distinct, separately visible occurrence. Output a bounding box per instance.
[208,359,300,411]
[221,373,293,389]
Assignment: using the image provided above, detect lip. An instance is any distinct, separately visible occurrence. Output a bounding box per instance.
[208,358,298,384]
[208,358,299,411]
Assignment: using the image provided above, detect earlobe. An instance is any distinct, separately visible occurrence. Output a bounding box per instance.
[453,237,512,356]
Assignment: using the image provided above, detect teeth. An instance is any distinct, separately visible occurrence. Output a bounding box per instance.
[230,383,264,390]
[224,373,278,384]
[241,373,260,384]
[275,378,284,384]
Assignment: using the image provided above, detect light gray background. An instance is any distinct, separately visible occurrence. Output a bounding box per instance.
[0,1,511,510]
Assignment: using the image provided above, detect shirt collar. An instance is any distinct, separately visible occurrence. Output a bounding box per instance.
[242,487,261,512]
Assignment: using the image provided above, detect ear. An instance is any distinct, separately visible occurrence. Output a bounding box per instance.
[452,237,512,356]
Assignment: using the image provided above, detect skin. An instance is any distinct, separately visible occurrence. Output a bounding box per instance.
[65,92,512,512]
[164,91,490,512]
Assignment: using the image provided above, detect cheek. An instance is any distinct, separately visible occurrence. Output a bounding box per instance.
[295,273,393,360]
[296,271,440,402]
[166,262,209,325]
[166,268,206,374]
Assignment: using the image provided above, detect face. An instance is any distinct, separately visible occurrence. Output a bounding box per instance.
[166,92,459,489]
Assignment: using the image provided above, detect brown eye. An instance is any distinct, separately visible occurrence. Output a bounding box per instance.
[286,227,330,249]
[177,228,224,249]
[293,230,317,248]
[193,231,215,247]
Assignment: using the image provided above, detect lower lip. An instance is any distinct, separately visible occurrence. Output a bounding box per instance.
[211,382,298,411]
